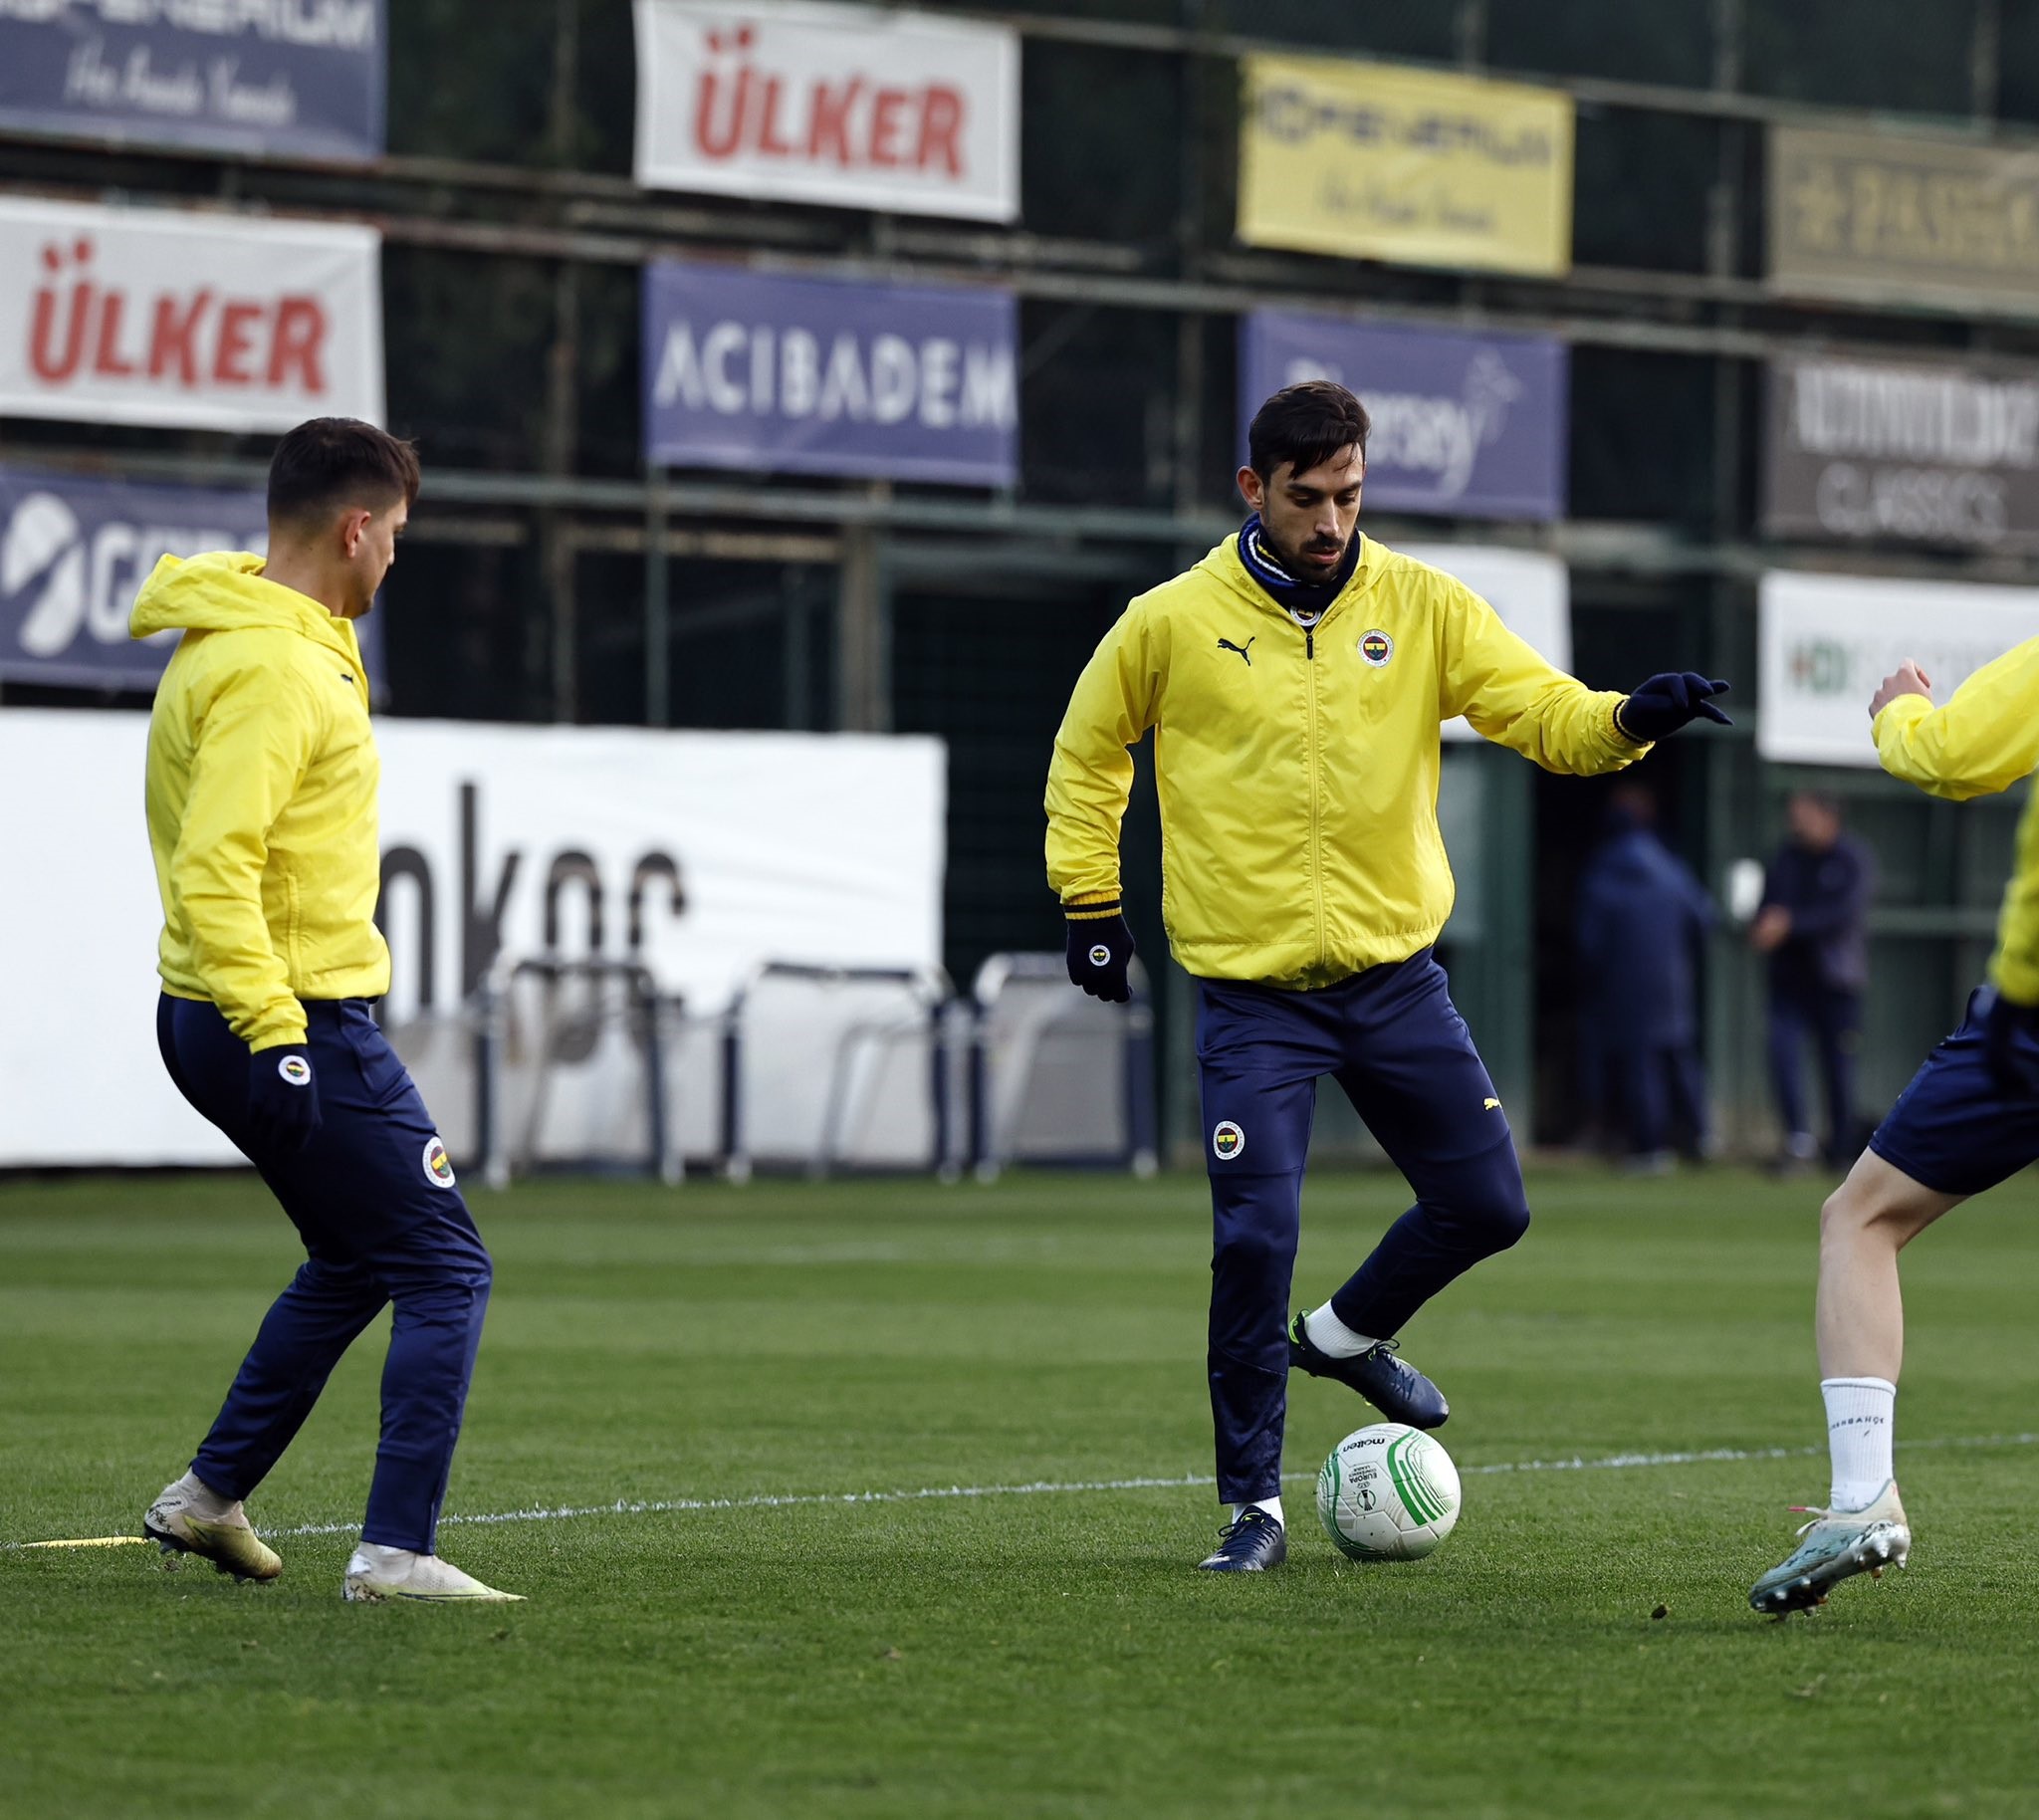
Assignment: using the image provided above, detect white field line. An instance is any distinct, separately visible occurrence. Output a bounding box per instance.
[15,1430,2036,1550]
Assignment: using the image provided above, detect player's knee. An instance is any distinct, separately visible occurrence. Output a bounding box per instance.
[1449,1144,1531,1251]
[1211,1218,1295,1286]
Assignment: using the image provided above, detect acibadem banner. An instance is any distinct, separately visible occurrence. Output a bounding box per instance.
[1238,56,1572,277]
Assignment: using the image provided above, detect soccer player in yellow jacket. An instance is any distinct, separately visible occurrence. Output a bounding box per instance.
[134,419,518,1603]
[1047,382,1732,1571]
[1752,638,2039,1615]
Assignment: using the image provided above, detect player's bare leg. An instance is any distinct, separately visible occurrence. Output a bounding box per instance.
[1751,1151,1960,1615]
[1815,1149,1962,1383]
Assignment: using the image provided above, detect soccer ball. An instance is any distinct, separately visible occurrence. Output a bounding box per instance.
[1315,1423,1462,1561]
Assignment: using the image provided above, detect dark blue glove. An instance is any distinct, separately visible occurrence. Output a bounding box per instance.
[1065,903,1137,1005]
[1983,989,2039,1099]
[248,1043,322,1152]
[1616,673,1733,742]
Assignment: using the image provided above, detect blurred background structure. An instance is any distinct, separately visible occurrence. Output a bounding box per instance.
[5,0,2039,1170]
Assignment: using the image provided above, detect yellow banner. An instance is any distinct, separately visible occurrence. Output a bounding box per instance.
[1238,56,1573,277]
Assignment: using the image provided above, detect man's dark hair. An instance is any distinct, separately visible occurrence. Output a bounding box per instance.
[1247,380,1371,482]
[267,417,420,526]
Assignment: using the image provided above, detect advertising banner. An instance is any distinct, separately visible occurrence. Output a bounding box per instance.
[1770,125,2039,307]
[633,0,1019,221]
[1763,354,2039,552]
[1238,55,1572,277]
[1757,569,2039,767]
[0,196,384,434]
[0,711,946,1165]
[0,465,384,694]
[643,259,1018,484]
[0,0,385,161]
[1399,544,1571,744]
[1242,313,1567,521]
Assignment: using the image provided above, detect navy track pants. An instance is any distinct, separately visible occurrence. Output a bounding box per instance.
[1197,954,1530,1503]
[156,995,492,1553]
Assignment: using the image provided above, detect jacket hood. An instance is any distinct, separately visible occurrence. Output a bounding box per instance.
[129,551,355,659]
[1199,532,1377,621]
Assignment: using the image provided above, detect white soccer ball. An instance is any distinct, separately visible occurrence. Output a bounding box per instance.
[1315,1422,1462,1561]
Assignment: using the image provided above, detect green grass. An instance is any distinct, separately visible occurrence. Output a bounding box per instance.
[5,1165,2039,1818]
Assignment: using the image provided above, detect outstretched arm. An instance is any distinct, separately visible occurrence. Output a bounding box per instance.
[1439,576,1647,776]
[1872,637,2039,801]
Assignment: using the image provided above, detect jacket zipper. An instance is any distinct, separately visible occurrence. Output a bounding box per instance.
[1303,621,1326,970]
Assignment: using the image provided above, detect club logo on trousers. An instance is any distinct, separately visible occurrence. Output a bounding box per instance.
[422,1135,457,1188]
[1360,629,1394,667]
[1212,1120,1245,1161]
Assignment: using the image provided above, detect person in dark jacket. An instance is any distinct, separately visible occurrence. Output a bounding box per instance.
[1575,785,1716,1168]
[1752,790,1875,1169]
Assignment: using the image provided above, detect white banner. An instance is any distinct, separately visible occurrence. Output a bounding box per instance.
[1399,543,1571,743]
[0,196,383,433]
[633,0,1019,221]
[1758,569,2039,766]
[0,711,944,1165]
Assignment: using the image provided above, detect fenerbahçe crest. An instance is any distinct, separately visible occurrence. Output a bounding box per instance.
[1360,629,1394,667]
[1212,1120,1246,1161]
[422,1136,457,1189]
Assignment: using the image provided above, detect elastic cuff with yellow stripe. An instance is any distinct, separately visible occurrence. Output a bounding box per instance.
[1064,895,1124,923]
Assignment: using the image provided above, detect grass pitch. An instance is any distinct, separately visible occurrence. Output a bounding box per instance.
[5,1164,2039,1819]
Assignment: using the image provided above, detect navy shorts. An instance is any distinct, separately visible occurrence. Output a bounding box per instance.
[1869,988,2039,1198]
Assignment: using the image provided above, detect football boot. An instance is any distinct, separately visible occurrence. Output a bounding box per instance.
[1749,1480,1910,1617]
[1197,1507,1286,1572]
[143,1476,282,1582]
[343,1542,524,1603]
[1288,1314,1449,1430]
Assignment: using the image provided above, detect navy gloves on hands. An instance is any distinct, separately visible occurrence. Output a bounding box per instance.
[249,1043,323,1152]
[1617,673,1733,743]
[1066,904,1137,1004]
[1983,989,2039,1099]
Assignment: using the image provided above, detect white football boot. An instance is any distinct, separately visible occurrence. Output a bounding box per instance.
[143,1473,283,1582]
[1749,1479,1911,1616]
[342,1541,524,1603]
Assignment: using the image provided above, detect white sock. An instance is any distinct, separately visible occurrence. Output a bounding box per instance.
[349,1541,419,1568]
[1233,1496,1283,1527]
[1303,1303,1377,1358]
[171,1471,235,1518]
[1822,1376,1897,1511]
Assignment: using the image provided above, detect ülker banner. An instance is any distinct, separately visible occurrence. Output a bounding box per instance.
[0,196,384,433]
[632,0,1019,221]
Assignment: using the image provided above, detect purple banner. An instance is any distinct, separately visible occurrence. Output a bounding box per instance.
[1240,312,1568,522]
[643,260,1018,485]
[0,1,385,162]
[0,465,383,695]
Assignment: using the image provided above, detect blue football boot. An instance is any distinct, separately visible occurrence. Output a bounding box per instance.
[1288,1313,1450,1429]
[1196,1507,1286,1572]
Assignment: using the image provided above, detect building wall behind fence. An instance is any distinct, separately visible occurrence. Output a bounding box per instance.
[5,0,2039,1162]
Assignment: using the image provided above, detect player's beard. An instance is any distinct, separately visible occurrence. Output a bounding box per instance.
[1264,522,1352,583]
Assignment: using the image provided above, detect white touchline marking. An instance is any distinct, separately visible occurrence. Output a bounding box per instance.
[10,1431,2035,1552]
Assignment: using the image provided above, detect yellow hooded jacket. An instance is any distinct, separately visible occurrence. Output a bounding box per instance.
[1873,633,2039,1006]
[1045,535,1648,989]
[132,552,389,1051]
